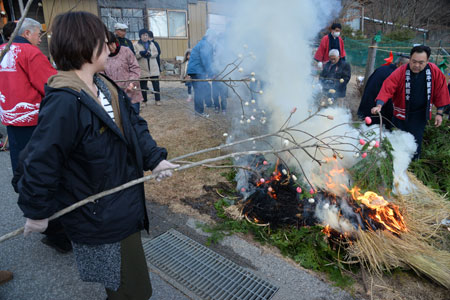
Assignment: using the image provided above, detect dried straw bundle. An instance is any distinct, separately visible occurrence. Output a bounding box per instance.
[346,172,450,288]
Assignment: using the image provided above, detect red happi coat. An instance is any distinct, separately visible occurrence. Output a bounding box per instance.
[0,38,56,126]
[376,63,450,120]
[314,34,346,63]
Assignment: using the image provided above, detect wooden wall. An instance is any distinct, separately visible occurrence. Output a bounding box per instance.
[188,0,207,49]
[154,38,188,60]
[42,0,99,25]
[41,0,98,57]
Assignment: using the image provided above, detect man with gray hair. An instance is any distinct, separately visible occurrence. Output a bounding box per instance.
[0,17,55,171]
[319,49,351,106]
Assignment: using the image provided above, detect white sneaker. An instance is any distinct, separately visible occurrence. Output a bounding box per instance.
[196,112,209,118]
[186,95,192,102]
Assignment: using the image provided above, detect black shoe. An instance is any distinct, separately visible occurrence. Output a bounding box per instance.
[41,236,73,254]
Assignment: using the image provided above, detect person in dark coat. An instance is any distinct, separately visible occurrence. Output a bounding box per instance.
[372,45,450,160]
[319,49,351,106]
[114,22,135,55]
[357,55,410,128]
[13,12,178,299]
[2,21,16,42]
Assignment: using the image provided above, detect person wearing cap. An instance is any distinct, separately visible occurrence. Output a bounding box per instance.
[114,23,135,55]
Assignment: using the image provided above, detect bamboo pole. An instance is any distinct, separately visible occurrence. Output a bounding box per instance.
[115,78,251,83]
[0,146,301,244]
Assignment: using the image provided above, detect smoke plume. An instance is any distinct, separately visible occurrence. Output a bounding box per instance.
[209,0,416,198]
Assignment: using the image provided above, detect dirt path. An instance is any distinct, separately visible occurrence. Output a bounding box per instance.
[141,79,234,220]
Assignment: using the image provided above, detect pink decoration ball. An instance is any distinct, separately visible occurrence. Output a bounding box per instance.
[365,116,372,125]
[359,139,366,145]
[374,141,380,148]
[296,187,302,193]
[309,188,315,194]
[241,187,246,192]
[263,161,268,165]
[362,152,368,158]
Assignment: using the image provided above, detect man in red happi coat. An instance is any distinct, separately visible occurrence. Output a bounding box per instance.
[371,45,450,159]
[0,18,56,171]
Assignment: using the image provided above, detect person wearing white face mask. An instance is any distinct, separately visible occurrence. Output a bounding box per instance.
[314,23,346,68]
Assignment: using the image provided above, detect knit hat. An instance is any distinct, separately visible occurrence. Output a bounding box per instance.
[138,29,150,37]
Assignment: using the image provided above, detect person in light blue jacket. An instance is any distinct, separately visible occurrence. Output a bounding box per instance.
[187,30,217,116]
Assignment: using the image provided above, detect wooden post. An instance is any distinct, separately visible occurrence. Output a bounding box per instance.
[363,37,378,88]
[435,40,442,66]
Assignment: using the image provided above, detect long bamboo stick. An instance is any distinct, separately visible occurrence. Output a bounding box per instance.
[0,146,299,243]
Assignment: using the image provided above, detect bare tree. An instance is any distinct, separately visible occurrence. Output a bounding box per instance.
[363,0,450,32]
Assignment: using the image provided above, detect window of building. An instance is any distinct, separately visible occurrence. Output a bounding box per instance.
[100,7,144,40]
[208,14,228,32]
[148,9,187,38]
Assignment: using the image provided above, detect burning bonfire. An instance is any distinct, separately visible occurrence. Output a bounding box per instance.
[231,155,450,288]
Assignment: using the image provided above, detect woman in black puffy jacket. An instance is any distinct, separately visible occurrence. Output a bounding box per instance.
[14,11,178,300]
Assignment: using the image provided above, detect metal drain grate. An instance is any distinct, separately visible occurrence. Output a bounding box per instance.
[143,229,278,300]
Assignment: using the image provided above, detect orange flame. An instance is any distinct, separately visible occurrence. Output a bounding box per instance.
[322,225,332,237]
[350,187,407,234]
[324,158,346,193]
[256,159,285,199]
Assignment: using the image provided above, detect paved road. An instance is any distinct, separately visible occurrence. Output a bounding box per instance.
[0,124,189,300]
[0,124,357,300]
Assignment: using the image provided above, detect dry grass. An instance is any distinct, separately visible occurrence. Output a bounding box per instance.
[346,172,450,288]
[140,80,233,211]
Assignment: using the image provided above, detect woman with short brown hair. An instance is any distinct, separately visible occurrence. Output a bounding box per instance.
[14,11,178,299]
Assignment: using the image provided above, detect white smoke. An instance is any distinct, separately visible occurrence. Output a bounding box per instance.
[210,0,416,214]
[315,200,358,235]
[385,130,417,194]
[214,0,354,176]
